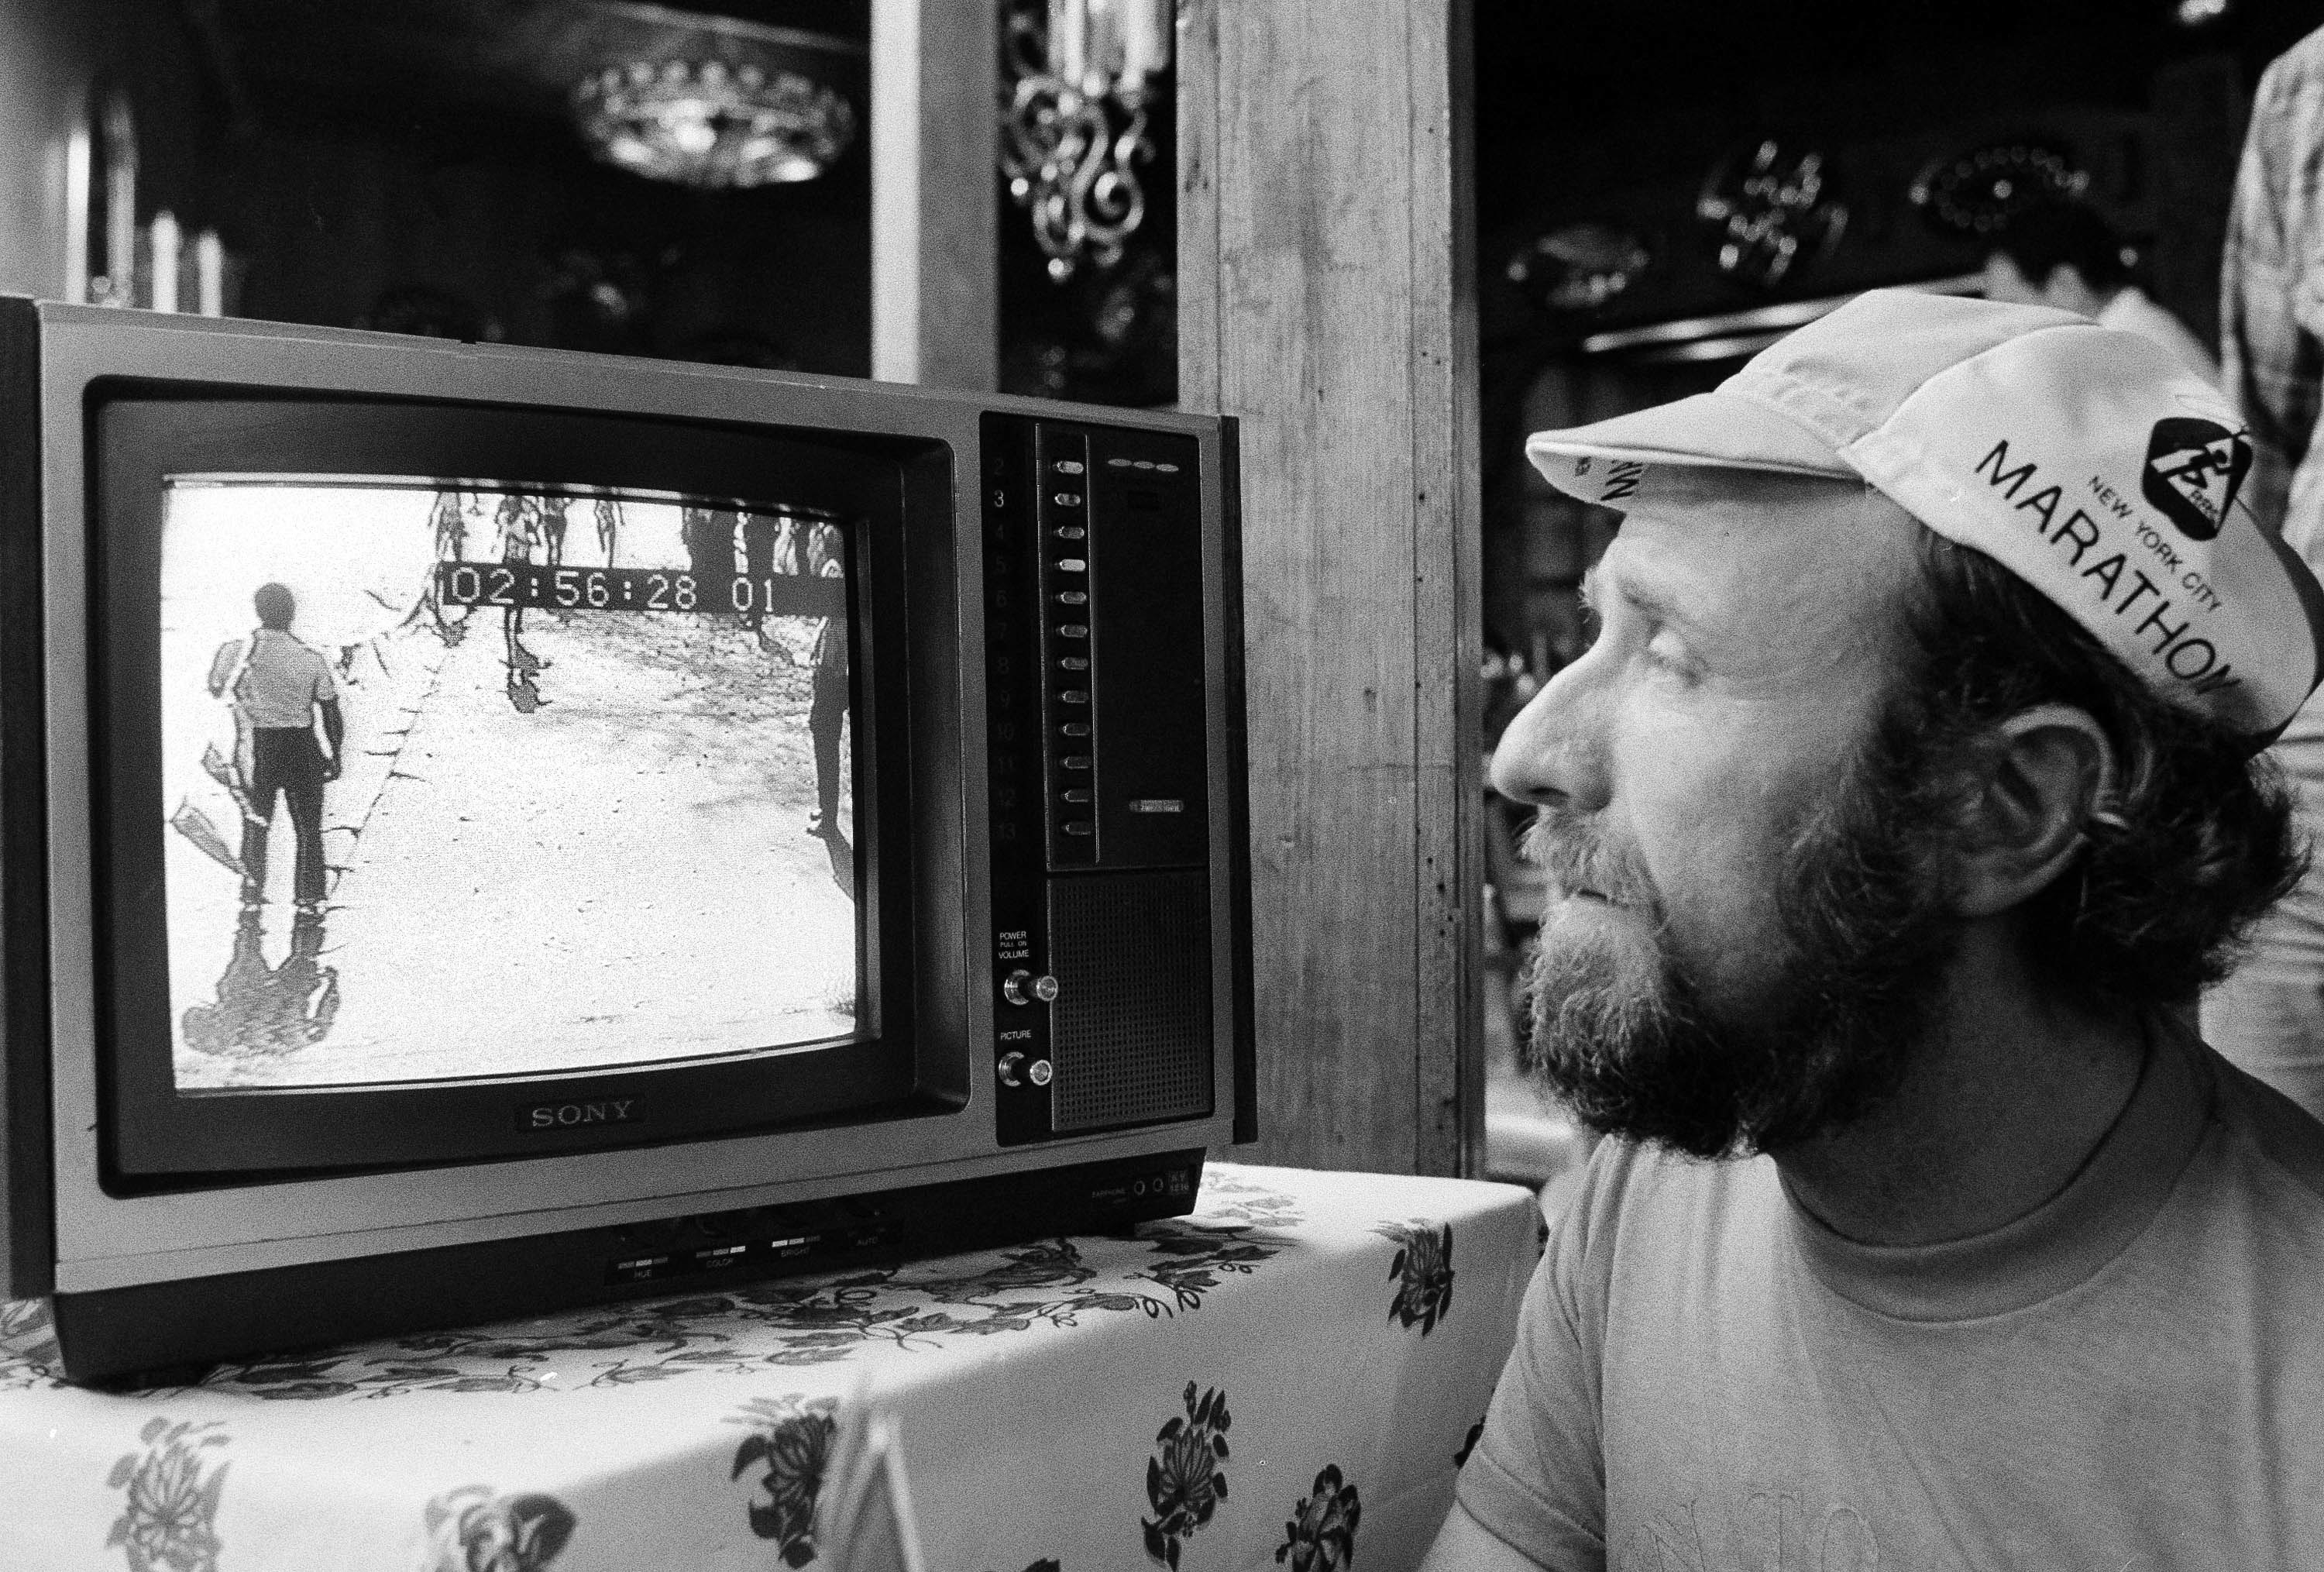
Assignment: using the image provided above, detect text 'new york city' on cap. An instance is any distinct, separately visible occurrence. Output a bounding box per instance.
[1526,288,2324,741]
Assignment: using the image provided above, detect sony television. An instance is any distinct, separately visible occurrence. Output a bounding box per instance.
[0,299,1253,1383]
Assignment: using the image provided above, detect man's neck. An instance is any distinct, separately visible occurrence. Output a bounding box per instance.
[1771,924,2149,1248]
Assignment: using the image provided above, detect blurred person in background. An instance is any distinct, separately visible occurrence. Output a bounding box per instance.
[2212,23,2324,1123]
[1982,200,2220,386]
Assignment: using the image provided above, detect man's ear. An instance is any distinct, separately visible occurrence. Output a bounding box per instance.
[1948,703,2117,920]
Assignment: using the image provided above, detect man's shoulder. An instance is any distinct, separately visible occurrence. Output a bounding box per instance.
[251,631,332,679]
[206,637,246,692]
[2260,26,2324,105]
[2199,1038,2324,1210]
[269,634,329,667]
[1551,1137,1780,1293]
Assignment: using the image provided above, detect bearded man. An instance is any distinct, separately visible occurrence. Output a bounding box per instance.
[1426,291,2324,1570]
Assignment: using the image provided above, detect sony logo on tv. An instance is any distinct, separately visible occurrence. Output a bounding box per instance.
[517,1099,641,1131]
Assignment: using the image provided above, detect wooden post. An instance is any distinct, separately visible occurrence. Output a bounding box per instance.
[1180,0,1483,1175]
[870,0,996,390]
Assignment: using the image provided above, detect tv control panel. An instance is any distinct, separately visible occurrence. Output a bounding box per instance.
[979,414,1215,1146]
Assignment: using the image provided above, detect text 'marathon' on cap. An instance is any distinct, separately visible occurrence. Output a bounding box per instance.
[1525,289,2324,741]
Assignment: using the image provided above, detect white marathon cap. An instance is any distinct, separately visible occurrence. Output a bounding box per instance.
[1527,288,2324,741]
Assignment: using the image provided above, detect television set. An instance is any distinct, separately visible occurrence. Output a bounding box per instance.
[0,299,1253,1383]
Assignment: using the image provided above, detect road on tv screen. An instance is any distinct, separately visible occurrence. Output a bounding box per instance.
[160,487,859,1090]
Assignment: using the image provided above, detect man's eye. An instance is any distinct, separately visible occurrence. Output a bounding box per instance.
[1575,602,1603,651]
[1644,628,1697,678]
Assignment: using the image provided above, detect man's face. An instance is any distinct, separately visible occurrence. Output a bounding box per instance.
[1490,469,1957,1155]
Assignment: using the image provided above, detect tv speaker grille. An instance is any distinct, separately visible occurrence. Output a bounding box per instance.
[1047,871,1212,1132]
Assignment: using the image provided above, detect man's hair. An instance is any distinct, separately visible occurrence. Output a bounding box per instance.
[1988,202,2132,296]
[1887,531,2304,1009]
[253,582,296,630]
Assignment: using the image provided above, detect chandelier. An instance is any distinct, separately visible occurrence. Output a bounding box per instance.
[571,5,860,189]
[1000,0,1172,281]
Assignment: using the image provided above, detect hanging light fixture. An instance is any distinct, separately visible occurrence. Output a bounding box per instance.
[999,0,1172,281]
[570,3,861,190]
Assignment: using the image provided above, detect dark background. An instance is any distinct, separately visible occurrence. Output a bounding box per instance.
[66,0,2324,654]
[1477,0,2324,341]
[106,0,875,373]
[91,0,1174,397]
[1473,0,2324,683]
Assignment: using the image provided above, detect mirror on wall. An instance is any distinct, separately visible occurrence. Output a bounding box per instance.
[54,0,875,374]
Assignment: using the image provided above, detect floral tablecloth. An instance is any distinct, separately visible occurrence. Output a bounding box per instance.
[0,1164,1542,1572]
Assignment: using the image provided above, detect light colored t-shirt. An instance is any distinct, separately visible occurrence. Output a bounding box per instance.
[234,628,335,729]
[1456,1018,2324,1570]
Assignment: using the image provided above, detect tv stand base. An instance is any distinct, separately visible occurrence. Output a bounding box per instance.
[51,1148,1206,1387]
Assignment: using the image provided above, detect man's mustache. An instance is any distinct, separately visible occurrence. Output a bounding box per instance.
[1520,806,1663,917]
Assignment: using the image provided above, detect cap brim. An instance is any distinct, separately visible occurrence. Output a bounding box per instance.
[1525,387,1851,501]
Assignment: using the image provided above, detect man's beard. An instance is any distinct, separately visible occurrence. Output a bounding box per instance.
[1518,713,1963,1159]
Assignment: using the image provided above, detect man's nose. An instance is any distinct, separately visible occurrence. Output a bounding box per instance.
[1489,654,1610,813]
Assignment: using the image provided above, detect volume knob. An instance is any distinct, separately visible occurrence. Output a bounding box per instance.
[1002,969,1060,1006]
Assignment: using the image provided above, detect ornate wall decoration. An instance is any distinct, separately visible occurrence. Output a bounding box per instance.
[1696,139,1848,290]
[1505,222,1655,313]
[999,0,1171,281]
[566,4,861,189]
[1909,140,2090,237]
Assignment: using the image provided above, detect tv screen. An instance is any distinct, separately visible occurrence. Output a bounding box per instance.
[159,477,865,1092]
[93,393,928,1180]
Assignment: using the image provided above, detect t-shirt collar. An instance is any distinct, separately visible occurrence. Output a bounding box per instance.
[1777,1015,2212,1322]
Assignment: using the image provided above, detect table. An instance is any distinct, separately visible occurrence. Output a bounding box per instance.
[0,1164,1541,1572]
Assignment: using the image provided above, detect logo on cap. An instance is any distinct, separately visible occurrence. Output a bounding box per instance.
[2142,418,2251,542]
